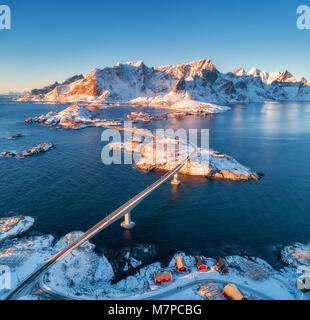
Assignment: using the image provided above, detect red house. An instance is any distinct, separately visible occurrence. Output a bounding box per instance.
[223,284,247,300]
[154,273,172,284]
[196,256,208,271]
[175,256,187,272]
[215,258,230,274]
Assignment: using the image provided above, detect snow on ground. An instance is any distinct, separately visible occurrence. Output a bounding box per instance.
[43,248,302,300]
[0,216,34,241]
[168,252,197,268]
[53,231,95,252]
[130,92,231,113]
[108,263,162,299]
[46,232,114,299]
[0,234,54,299]
[169,99,230,113]
[279,242,310,299]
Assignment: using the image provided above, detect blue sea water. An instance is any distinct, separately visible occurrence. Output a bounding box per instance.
[1,98,310,267]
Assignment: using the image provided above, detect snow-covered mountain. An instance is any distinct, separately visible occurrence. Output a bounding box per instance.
[17,59,310,106]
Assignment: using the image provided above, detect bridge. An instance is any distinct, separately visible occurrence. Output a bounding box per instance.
[6,154,191,300]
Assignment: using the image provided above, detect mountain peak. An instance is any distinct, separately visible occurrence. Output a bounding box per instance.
[88,68,101,76]
[247,67,262,77]
[114,60,145,68]
[204,59,217,72]
[188,59,216,72]
[232,67,246,76]
[126,60,145,67]
[277,70,296,82]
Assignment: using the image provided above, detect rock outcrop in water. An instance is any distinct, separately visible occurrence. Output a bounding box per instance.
[18,142,54,158]
[24,105,115,130]
[0,216,34,241]
[0,151,17,158]
[1,142,54,159]
[281,242,310,268]
[8,134,23,140]
[110,136,261,181]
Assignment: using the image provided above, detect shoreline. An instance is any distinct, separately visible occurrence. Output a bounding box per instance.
[0,218,307,301]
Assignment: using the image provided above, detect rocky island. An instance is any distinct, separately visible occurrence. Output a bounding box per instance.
[0,142,54,159]
[109,136,261,181]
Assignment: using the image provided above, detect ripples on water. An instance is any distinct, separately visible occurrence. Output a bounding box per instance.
[1,98,310,267]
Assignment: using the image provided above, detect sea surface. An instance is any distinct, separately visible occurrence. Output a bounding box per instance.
[1,98,310,268]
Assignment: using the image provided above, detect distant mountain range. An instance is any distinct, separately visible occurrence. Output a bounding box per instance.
[17,59,310,106]
[2,91,25,97]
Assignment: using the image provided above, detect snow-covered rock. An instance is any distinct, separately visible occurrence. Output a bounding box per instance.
[1,143,54,159]
[168,252,197,268]
[46,231,114,298]
[111,263,162,295]
[281,243,310,268]
[108,244,157,275]
[169,100,230,113]
[226,255,272,280]
[19,142,54,158]
[47,249,114,297]
[0,216,34,241]
[131,137,261,181]
[0,151,17,158]
[24,104,119,130]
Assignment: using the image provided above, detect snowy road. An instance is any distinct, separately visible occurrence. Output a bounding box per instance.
[35,272,277,300]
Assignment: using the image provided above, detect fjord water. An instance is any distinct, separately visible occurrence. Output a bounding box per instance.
[1,98,310,267]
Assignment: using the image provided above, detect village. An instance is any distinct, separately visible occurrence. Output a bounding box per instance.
[153,256,253,300]
[0,5,11,30]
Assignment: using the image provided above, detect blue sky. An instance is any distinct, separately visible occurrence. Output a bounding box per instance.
[0,0,309,93]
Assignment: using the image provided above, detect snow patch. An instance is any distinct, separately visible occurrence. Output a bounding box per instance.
[0,216,34,241]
